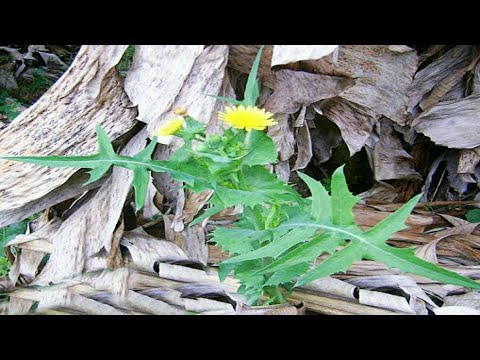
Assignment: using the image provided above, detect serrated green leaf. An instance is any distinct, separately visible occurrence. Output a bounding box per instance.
[297,172,331,222]
[264,263,310,286]
[218,262,235,282]
[95,124,116,157]
[364,244,480,289]
[224,227,316,264]
[84,165,111,185]
[135,137,158,161]
[176,116,207,140]
[331,166,359,226]
[256,233,345,275]
[365,194,421,245]
[296,243,363,286]
[131,167,150,211]
[243,130,278,166]
[211,227,272,254]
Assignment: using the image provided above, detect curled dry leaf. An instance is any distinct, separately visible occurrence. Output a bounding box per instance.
[121,231,189,272]
[292,124,313,171]
[310,115,344,164]
[318,97,379,155]
[408,45,480,116]
[365,118,421,181]
[267,113,295,162]
[357,289,415,314]
[458,147,480,183]
[411,95,480,149]
[264,69,355,114]
[443,291,480,310]
[306,45,418,126]
[299,276,357,300]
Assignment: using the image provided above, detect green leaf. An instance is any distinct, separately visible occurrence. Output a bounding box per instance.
[256,233,345,275]
[296,243,363,286]
[466,209,480,223]
[243,130,278,166]
[264,263,310,286]
[2,126,212,212]
[223,227,316,264]
[365,194,422,245]
[211,227,272,254]
[364,244,480,289]
[95,124,116,158]
[243,45,264,107]
[297,172,331,222]
[176,116,207,140]
[331,166,359,226]
[131,167,150,211]
[189,204,226,226]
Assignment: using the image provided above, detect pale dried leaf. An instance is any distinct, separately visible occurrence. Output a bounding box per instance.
[271,45,338,66]
[267,114,295,162]
[408,45,479,115]
[443,292,480,310]
[37,51,67,68]
[264,69,355,114]
[124,45,204,125]
[357,182,399,202]
[318,97,379,155]
[292,124,313,171]
[307,45,418,126]
[0,68,18,90]
[121,231,188,272]
[366,118,421,181]
[146,45,228,137]
[411,95,480,149]
[458,147,480,183]
[310,115,343,164]
[0,170,104,228]
[300,277,357,299]
[164,213,208,265]
[32,129,148,285]
[0,45,137,226]
[358,289,415,314]
[433,306,480,315]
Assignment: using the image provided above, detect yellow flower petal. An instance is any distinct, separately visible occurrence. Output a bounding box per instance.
[218,105,277,132]
[156,117,184,137]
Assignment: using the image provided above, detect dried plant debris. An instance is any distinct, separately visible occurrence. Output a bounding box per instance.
[271,45,338,67]
[412,95,480,149]
[365,118,421,181]
[0,45,137,228]
[264,69,355,114]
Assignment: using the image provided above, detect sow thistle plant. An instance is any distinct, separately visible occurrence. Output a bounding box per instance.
[3,46,479,305]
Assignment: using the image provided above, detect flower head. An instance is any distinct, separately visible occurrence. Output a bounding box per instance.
[218,105,276,132]
[156,117,184,137]
[154,117,184,145]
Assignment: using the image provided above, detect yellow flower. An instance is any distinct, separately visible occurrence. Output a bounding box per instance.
[154,117,184,145]
[218,105,276,132]
[156,117,184,136]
